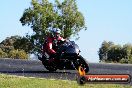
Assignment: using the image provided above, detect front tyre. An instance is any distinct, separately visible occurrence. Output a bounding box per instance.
[77,76,86,85]
[73,55,89,73]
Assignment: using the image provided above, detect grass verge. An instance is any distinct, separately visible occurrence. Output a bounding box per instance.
[0,74,131,88]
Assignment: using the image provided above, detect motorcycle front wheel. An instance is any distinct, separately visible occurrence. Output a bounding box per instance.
[73,55,89,73]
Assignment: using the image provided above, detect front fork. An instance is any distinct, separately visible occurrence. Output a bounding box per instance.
[71,60,86,76]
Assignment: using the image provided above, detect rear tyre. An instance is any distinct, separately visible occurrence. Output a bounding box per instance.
[42,61,57,72]
[45,65,57,72]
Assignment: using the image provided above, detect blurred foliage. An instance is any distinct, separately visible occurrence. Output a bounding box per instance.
[17,50,28,59]
[0,36,18,53]
[0,36,29,59]
[119,58,128,64]
[99,41,132,64]
[0,48,7,58]
[13,36,33,53]
[9,49,28,59]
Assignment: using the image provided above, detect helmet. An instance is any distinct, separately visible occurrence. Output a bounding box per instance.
[53,28,61,38]
[48,28,61,38]
[53,28,61,34]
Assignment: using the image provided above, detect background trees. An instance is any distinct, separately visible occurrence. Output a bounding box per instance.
[98,41,114,62]
[9,49,28,59]
[99,41,132,63]
[0,36,28,59]
[0,48,7,58]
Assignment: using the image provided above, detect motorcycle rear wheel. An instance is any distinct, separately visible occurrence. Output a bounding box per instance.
[42,61,57,72]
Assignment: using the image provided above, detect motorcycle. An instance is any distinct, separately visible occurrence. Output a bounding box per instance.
[40,40,89,73]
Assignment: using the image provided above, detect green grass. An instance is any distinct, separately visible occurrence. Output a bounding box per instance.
[0,74,131,88]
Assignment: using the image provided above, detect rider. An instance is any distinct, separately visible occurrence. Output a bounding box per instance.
[42,28,65,61]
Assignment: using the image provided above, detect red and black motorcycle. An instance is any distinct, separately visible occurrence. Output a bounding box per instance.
[40,40,89,73]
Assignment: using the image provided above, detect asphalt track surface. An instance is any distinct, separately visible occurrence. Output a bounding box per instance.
[0,58,132,85]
